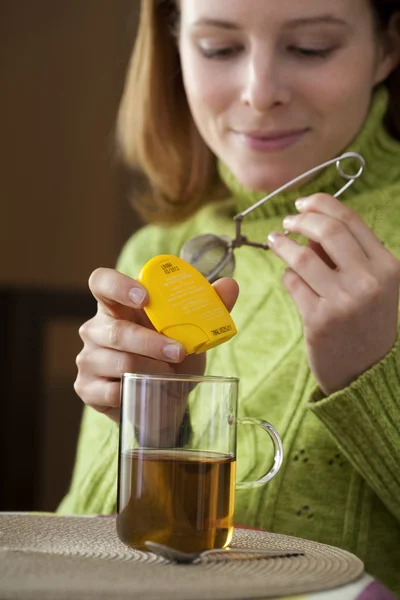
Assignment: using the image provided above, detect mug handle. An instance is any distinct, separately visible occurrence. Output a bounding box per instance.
[235,417,283,489]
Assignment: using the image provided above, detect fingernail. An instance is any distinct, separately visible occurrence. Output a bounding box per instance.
[295,198,307,210]
[163,344,183,362]
[129,288,147,307]
[283,216,296,229]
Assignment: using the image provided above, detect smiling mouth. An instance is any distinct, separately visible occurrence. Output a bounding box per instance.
[234,129,309,152]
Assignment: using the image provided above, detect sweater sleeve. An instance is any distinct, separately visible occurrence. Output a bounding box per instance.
[57,405,120,514]
[308,189,400,522]
[308,336,400,522]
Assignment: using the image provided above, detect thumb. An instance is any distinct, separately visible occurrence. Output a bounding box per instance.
[212,277,239,313]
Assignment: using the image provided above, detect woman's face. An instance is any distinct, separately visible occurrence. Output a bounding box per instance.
[179,0,396,191]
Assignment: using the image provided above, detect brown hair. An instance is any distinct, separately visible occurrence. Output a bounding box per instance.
[117,0,400,224]
[372,1,400,136]
[117,0,217,224]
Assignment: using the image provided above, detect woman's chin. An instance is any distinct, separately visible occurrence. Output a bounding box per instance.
[229,165,304,194]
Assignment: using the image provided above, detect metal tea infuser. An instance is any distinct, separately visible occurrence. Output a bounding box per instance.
[179,151,366,282]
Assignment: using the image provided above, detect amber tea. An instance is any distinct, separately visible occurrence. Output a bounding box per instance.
[117,449,236,552]
[117,375,283,552]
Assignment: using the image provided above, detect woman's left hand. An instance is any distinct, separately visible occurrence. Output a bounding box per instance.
[267,193,400,395]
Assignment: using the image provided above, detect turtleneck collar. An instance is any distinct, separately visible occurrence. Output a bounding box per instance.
[217,86,400,221]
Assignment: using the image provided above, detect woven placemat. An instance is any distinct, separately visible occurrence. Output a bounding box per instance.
[0,514,364,600]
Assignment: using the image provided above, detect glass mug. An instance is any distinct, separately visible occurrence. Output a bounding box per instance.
[117,374,283,552]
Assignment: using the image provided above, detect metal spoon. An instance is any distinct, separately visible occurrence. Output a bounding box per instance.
[144,541,304,564]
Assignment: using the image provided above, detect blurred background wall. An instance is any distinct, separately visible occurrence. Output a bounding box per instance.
[0,0,141,511]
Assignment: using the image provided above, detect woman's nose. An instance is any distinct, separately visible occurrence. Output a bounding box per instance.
[240,52,291,112]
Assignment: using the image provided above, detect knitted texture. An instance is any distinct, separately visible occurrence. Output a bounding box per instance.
[58,87,400,595]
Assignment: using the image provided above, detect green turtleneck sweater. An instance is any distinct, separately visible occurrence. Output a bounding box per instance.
[59,88,400,594]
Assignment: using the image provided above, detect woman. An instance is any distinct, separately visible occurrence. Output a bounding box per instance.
[60,0,400,592]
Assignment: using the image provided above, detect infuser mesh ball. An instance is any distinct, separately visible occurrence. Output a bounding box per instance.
[179,234,235,282]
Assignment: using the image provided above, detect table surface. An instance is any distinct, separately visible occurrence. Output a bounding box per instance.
[0,513,396,600]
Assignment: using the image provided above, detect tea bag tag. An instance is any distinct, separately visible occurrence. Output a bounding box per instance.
[137,254,237,354]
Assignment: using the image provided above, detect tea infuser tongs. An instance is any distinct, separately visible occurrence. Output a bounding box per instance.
[179,151,366,283]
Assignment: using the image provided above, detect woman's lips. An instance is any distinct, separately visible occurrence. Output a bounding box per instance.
[235,129,309,152]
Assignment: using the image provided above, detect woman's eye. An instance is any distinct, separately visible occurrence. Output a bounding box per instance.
[199,46,242,60]
[290,46,335,59]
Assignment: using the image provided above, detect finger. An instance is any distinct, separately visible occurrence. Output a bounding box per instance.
[75,377,121,413]
[75,345,178,418]
[268,232,337,298]
[282,268,319,320]
[77,347,175,379]
[78,314,157,363]
[89,268,149,320]
[212,277,240,312]
[283,212,368,271]
[295,194,385,259]
[78,316,186,362]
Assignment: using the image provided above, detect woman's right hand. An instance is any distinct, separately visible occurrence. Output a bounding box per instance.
[74,268,239,423]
